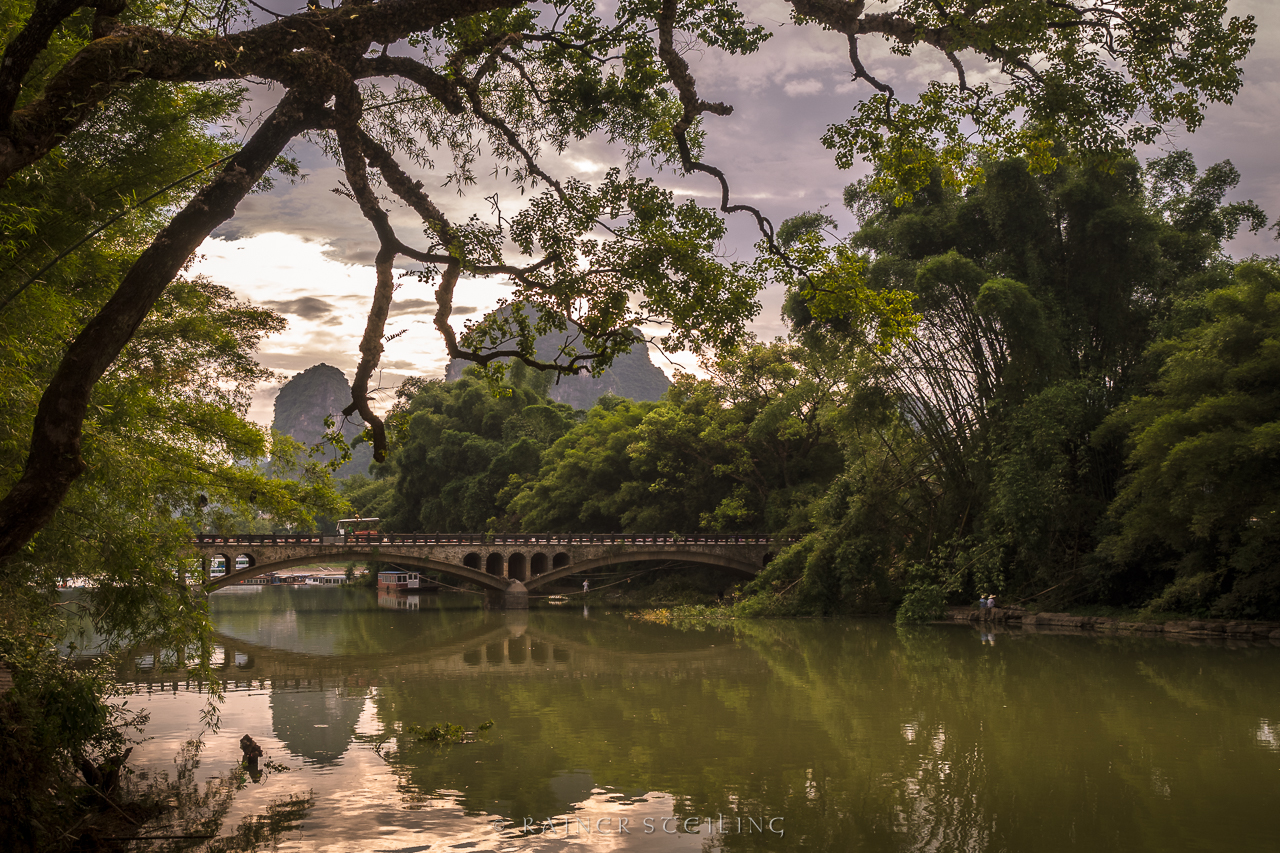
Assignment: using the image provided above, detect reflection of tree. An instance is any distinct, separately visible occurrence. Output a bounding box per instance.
[368,617,1280,852]
[721,621,1280,852]
[208,587,495,658]
[119,740,312,851]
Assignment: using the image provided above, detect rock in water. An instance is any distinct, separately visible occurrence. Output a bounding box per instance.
[240,734,264,763]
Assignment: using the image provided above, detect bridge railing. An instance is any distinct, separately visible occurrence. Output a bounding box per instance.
[191,533,798,547]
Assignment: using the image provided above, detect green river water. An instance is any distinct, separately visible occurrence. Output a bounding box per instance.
[113,586,1280,852]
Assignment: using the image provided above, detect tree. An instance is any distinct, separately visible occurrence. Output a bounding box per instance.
[0,0,1257,566]
[381,373,577,532]
[1098,260,1280,618]
[627,341,846,532]
[504,340,847,535]
[506,393,662,533]
[0,270,345,851]
[750,151,1268,614]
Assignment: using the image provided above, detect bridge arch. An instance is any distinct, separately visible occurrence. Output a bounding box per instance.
[204,550,510,593]
[485,552,504,577]
[508,552,527,581]
[531,552,548,576]
[524,550,763,591]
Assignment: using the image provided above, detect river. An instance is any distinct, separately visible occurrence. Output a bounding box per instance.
[112,586,1280,852]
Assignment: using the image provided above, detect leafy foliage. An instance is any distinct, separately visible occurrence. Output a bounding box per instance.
[381,372,578,533]
[750,151,1270,614]
[504,340,846,535]
[506,394,661,533]
[1099,260,1280,617]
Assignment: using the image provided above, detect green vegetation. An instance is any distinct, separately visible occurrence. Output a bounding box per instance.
[1098,260,1280,618]
[400,719,495,745]
[351,152,1278,622]
[369,371,580,532]
[0,4,342,846]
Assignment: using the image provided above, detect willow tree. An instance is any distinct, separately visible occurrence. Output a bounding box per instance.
[0,0,1257,566]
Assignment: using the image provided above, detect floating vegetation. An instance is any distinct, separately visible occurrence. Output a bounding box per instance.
[402,719,494,745]
[629,604,737,628]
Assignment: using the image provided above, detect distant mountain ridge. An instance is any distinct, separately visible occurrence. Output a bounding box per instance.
[445,307,670,408]
[271,363,373,477]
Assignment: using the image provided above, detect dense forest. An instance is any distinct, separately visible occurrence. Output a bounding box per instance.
[347,152,1279,622]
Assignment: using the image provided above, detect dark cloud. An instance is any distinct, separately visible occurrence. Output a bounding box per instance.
[260,296,338,320]
[257,350,355,374]
[390,298,438,314]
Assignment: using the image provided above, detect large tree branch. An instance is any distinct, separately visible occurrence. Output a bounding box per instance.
[0,0,519,184]
[0,88,328,569]
[789,0,1047,86]
[0,0,88,122]
[656,0,774,246]
[357,54,466,113]
[333,86,395,461]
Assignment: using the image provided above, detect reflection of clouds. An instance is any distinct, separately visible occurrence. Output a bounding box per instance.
[127,687,712,853]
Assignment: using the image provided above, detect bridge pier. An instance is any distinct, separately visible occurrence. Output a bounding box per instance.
[487,580,528,610]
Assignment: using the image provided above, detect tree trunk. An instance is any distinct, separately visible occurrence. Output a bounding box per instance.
[0,90,325,569]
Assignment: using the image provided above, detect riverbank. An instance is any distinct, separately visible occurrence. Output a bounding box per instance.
[954,606,1280,646]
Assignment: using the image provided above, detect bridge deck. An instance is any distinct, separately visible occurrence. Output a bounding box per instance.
[194,533,784,547]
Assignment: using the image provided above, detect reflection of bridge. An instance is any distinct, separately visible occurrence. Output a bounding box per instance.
[118,611,757,688]
[190,533,791,607]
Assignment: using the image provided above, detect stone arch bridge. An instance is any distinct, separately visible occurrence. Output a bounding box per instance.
[190,533,793,607]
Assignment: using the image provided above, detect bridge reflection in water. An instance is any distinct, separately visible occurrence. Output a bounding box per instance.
[118,591,753,772]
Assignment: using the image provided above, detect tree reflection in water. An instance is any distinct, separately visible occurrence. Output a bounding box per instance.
[116,739,313,851]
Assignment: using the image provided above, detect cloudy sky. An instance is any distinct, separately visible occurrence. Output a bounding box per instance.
[187,0,1280,423]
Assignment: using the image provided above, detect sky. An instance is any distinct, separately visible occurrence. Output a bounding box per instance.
[185,0,1280,424]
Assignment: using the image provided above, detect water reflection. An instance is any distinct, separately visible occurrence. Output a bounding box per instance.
[116,589,1280,851]
[270,687,366,764]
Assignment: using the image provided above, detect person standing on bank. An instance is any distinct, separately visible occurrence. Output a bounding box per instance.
[582,579,589,594]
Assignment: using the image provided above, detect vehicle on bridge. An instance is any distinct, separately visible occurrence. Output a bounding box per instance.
[334,517,379,542]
